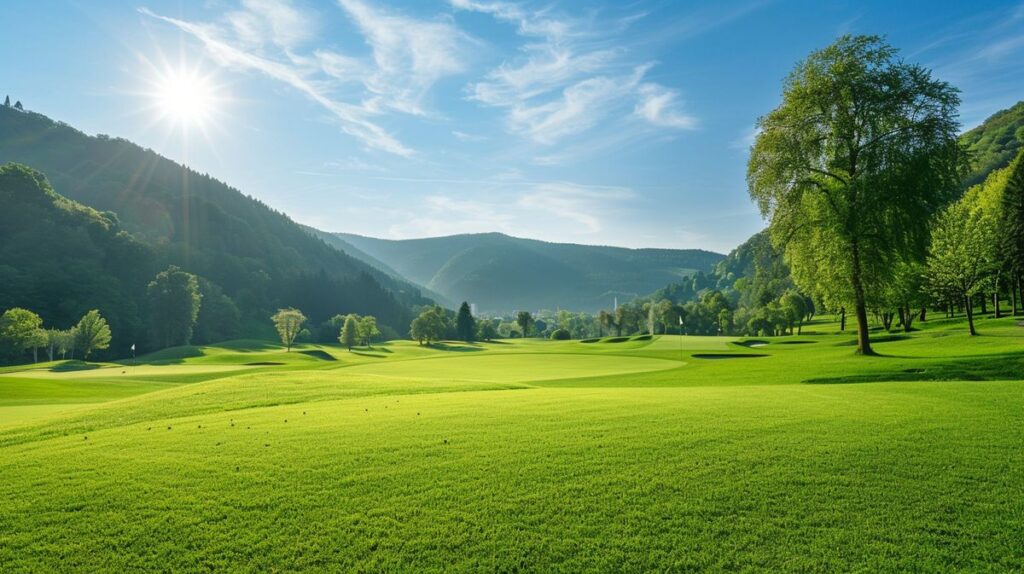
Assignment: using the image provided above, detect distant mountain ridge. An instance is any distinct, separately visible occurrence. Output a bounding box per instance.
[0,105,430,337]
[329,231,724,313]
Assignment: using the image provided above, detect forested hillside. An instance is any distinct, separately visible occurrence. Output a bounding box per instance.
[962,100,1024,187]
[0,106,430,346]
[334,232,724,313]
[0,164,154,357]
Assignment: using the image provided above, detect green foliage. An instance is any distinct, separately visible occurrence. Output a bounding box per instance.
[0,308,43,362]
[476,320,498,341]
[999,149,1024,276]
[358,316,380,347]
[0,162,153,358]
[147,266,202,349]
[927,172,1003,335]
[748,35,966,354]
[410,306,447,345]
[192,279,241,345]
[455,302,476,342]
[960,101,1024,187]
[271,308,307,352]
[73,309,111,358]
[515,311,534,338]
[550,328,571,340]
[340,314,359,350]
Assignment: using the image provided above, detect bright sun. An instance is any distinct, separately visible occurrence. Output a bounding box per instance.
[152,69,218,127]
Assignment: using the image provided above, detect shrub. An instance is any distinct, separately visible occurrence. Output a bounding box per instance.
[550,328,571,340]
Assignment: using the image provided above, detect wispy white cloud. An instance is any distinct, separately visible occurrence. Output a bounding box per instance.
[452,0,694,147]
[378,177,634,239]
[337,0,474,116]
[142,0,476,155]
[141,6,414,156]
[452,130,487,142]
[634,82,696,129]
[227,0,317,51]
[518,182,634,233]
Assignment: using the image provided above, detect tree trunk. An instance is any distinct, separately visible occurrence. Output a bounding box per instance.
[965,295,977,336]
[919,307,926,322]
[994,291,1001,319]
[881,311,894,331]
[980,292,987,314]
[33,347,38,363]
[850,246,874,355]
[1012,275,1019,316]
[840,307,846,331]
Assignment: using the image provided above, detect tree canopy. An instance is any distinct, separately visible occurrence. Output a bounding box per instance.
[748,35,966,354]
[147,266,202,349]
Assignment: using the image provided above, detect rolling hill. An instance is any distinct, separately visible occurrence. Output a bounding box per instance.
[0,105,432,341]
[329,232,724,313]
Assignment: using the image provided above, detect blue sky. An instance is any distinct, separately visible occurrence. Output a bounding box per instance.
[3,1,1023,253]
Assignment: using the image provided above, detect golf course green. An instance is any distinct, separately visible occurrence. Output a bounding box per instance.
[2,315,1023,572]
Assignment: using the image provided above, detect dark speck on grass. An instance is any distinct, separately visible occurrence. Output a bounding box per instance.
[443,439,448,444]
[83,436,88,441]
[264,443,269,448]
[167,426,172,431]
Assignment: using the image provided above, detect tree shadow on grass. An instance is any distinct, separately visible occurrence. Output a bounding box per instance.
[429,342,485,352]
[298,349,337,361]
[49,361,102,372]
[804,351,1024,384]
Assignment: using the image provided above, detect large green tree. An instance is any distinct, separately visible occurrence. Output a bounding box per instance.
[928,178,1001,335]
[0,308,43,363]
[455,302,476,342]
[515,311,534,338]
[748,35,966,354]
[358,315,380,347]
[340,314,359,351]
[147,266,202,349]
[271,308,306,352]
[74,310,111,359]
[410,307,446,346]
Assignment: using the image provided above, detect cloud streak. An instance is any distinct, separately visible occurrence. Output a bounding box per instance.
[452,0,696,146]
[142,0,477,156]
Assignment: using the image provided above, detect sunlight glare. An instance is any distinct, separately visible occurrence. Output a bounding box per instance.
[152,69,218,127]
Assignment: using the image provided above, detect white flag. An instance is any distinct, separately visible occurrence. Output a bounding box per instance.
[130,343,135,351]
[678,316,683,325]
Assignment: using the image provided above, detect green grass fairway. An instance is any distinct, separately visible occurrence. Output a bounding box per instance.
[2,317,1023,571]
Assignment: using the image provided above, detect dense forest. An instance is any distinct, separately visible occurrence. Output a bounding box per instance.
[0,106,433,360]
[961,101,1024,187]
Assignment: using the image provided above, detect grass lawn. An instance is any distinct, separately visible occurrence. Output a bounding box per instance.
[1,315,1022,571]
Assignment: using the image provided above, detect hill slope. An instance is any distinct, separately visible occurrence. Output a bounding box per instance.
[961,100,1024,187]
[0,163,154,359]
[0,106,430,338]
[332,232,724,312]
